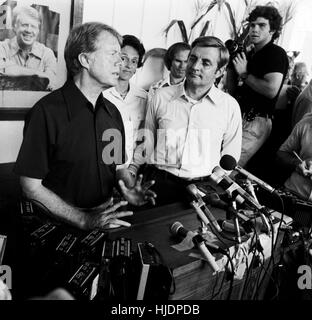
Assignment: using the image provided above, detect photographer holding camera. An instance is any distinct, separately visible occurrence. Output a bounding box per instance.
[229,6,289,168]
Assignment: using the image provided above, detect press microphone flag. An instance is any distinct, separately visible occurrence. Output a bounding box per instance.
[170,222,220,272]
[220,154,276,194]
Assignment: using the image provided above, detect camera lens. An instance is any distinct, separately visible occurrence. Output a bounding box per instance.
[225,39,238,56]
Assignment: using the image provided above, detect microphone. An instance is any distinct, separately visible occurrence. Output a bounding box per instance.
[205,193,229,211]
[209,167,271,234]
[186,184,222,233]
[218,219,246,235]
[220,155,276,194]
[204,192,238,218]
[170,222,220,272]
[244,179,259,203]
[209,166,263,211]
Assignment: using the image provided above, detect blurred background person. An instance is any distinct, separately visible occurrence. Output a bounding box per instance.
[291,71,312,129]
[276,113,312,203]
[272,62,309,151]
[135,47,167,91]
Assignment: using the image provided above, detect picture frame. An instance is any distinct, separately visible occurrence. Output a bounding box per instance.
[0,0,84,120]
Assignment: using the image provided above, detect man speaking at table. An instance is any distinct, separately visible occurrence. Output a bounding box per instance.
[14,22,156,230]
[119,36,242,206]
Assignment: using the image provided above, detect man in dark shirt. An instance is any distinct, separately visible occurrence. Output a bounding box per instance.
[232,6,289,167]
[14,22,156,230]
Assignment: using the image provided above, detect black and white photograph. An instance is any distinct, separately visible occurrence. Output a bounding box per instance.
[0,0,75,118]
[0,2,60,92]
[0,0,312,308]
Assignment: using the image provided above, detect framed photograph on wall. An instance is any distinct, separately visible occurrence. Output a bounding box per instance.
[0,0,84,120]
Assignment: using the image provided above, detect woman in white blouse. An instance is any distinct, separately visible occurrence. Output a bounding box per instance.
[103,35,147,169]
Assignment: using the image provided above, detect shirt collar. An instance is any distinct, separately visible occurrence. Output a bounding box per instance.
[176,81,222,105]
[207,84,223,104]
[9,37,43,59]
[105,83,146,100]
[160,75,185,87]
[62,80,114,120]
[105,86,122,100]
[163,75,171,86]
[156,76,171,89]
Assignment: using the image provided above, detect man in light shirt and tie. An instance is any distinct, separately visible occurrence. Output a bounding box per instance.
[118,36,242,206]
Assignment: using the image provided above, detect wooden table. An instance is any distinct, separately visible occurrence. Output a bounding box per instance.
[109,202,284,300]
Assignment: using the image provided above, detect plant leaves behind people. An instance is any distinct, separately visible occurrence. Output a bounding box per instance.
[177,20,188,43]
[200,21,210,37]
[190,0,217,31]
[224,1,237,39]
[163,19,188,43]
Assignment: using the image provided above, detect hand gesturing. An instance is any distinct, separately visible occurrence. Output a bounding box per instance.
[118,174,157,206]
[84,197,133,230]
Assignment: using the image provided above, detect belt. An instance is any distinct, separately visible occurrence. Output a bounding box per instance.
[147,166,209,184]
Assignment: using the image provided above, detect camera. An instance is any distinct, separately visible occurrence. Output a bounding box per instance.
[225,39,245,60]
[225,39,245,71]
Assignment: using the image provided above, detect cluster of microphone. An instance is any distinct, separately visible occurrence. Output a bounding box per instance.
[170,154,276,272]
[170,221,223,273]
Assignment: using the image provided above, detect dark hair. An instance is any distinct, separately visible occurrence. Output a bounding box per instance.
[122,34,145,68]
[64,22,122,78]
[248,6,283,41]
[191,36,229,69]
[164,42,191,70]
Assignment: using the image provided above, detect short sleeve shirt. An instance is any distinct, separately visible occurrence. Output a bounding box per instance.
[239,42,289,115]
[14,80,125,208]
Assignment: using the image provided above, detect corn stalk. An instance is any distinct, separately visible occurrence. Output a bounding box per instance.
[163,0,297,45]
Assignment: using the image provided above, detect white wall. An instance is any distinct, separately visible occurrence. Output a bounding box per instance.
[283,0,312,73]
[83,0,196,50]
[0,122,24,163]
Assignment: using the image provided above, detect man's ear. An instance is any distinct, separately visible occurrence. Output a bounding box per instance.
[78,52,91,70]
[216,65,226,79]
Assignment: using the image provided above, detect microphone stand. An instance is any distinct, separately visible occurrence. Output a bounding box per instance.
[239,177,271,235]
[190,200,209,234]
[245,179,259,204]
[258,207,272,236]
[229,200,242,244]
